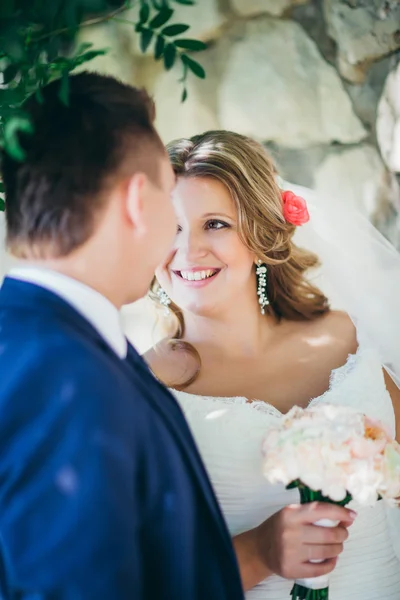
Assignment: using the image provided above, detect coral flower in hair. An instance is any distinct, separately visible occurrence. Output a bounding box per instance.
[281,190,310,226]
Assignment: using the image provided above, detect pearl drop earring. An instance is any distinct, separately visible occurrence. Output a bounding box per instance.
[256,260,269,315]
[156,286,171,316]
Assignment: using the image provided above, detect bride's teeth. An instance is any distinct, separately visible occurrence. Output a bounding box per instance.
[180,269,216,281]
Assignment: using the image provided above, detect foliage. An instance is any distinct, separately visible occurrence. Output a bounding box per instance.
[0,0,207,209]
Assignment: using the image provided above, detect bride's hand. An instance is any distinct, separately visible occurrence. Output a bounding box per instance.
[257,502,356,579]
[233,502,356,591]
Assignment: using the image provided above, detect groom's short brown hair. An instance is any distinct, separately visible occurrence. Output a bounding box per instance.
[1,72,165,258]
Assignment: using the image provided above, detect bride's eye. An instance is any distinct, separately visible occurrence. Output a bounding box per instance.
[205,219,229,230]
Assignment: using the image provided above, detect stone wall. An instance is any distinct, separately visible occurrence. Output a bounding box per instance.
[78,0,400,247]
[1,1,399,353]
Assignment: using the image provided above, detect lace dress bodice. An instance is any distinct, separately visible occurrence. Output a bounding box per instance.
[172,344,400,599]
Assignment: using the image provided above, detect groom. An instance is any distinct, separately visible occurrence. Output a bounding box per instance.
[0,73,353,599]
[0,73,243,599]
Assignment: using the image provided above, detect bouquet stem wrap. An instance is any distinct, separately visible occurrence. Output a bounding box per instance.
[289,483,351,600]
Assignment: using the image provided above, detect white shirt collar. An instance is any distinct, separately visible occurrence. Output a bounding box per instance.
[8,266,127,359]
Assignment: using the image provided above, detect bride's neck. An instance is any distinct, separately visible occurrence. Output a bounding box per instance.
[181,300,277,359]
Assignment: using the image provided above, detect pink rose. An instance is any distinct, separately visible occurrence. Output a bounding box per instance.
[282,190,310,226]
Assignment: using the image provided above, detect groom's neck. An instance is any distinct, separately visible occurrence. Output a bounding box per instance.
[12,198,150,308]
[18,239,143,310]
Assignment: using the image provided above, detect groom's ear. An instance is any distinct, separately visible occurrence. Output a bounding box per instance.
[124,172,148,236]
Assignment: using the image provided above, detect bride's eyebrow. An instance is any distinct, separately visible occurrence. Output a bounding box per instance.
[202,212,235,220]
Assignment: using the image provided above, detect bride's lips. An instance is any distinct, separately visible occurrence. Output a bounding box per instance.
[171,267,221,288]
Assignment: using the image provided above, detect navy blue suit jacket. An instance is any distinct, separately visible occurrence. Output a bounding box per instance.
[0,278,244,600]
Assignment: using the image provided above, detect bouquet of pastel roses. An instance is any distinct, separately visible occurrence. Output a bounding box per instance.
[261,403,400,600]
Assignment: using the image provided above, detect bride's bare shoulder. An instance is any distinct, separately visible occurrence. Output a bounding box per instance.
[281,311,359,384]
[303,310,359,356]
[321,310,357,343]
[143,339,197,387]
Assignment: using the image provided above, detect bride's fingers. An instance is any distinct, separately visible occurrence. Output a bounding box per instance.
[302,523,349,545]
[338,519,355,528]
[298,502,357,526]
[304,543,344,563]
[296,558,338,578]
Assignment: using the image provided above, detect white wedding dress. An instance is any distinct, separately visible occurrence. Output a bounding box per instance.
[171,340,400,599]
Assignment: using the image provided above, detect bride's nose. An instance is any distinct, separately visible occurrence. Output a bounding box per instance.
[178,228,208,259]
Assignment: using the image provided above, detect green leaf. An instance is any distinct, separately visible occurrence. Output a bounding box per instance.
[65,47,108,71]
[149,7,173,29]
[0,87,25,107]
[35,87,44,103]
[140,28,153,52]
[59,71,69,106]
[161,23,189,36]
[1,34,25,62]
[0,197,5,212]
[150,0,166,9]
[173,0,195,4]
[76,42,94,54]
[4,115,34,162]
[51,57,70,67]
[3,63,19,84]
[46,36,62,61]
[154,34,165,59]
[181,54,205,78]
[139,2,150,24]
[181,87,187,102]
[78,48,108,63]
[174,38,207,51]
[163,43,176,70]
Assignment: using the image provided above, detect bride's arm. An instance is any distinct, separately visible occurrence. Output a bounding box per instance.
[232,502,356,591]
[232,528,273,589]
[383,370,400,442]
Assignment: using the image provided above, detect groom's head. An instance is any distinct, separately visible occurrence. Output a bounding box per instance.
[1,72,176,304]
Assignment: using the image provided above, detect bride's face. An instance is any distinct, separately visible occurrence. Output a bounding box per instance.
[155,176,257,316]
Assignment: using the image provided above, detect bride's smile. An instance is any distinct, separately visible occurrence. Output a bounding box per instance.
[172,267,221,286]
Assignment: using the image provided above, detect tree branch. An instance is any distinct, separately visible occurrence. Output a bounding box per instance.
[34,2,138,44]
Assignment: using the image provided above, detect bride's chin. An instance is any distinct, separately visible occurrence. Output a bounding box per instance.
[179,299,223,319]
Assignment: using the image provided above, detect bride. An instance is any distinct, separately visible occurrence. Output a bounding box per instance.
[145,130,400,599]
